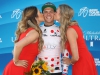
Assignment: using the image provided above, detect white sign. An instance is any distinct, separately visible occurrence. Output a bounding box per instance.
[78,7,100,17]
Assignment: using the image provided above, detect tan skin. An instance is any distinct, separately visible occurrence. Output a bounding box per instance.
[13,10,44,68]
[43,7,55,26]
[55,7,79,65]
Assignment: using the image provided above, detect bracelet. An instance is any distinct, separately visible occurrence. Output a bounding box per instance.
[13,59,18,65]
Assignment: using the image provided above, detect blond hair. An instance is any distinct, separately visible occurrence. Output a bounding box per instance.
[59,4,78,51]
[14,6,44,51]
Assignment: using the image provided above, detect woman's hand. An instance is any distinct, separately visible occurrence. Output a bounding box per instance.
[63,57,71,65]
[13,60,28,68]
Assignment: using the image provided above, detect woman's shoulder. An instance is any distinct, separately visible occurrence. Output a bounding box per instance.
[25,27,35,34]
[27,27,34,31]
[67,24,79,33]
[28,27,34,30]
[70,21,78,26]
[68,23,79,29]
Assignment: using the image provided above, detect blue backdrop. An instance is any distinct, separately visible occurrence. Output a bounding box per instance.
[0,0,100,75]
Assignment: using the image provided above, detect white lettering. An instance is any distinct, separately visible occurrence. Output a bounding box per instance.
[83,31,100,41]
[84,35,100,41]
[94,35,99,40]
[78,7,100,17]
[90,41,93,47]
[43,45,56,49]
[46,45,56,49]
[0,15,2,18]
[11,37,16,42]
[89,9,100,16]
[94,58,100,66]
[90,35,93,40]
[0,38,2,43]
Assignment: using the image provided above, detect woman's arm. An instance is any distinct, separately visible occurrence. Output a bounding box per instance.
[63,28,79,65]
[13,29,39,64]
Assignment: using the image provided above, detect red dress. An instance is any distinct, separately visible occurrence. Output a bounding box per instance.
[66,25,98,75]
[3,28,38,75]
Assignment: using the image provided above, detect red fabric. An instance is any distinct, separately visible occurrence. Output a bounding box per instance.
[66,25,98,75]
[3,28,38,75]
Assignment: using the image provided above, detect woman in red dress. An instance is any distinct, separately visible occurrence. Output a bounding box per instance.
[55,4,98,75]
[3,6,44,75]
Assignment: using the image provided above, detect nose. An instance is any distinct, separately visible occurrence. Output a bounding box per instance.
[47,12,51,15]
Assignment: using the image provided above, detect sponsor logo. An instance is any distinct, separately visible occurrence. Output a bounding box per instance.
[43,29,48,36]
[43,44,56,49]
[94,58,100,66]
[83,31,100,40]
[11,9,22,19]
[83,31,100,47]
[50,30,60,37]
[78,7,100,17]
[43,34,48,36]
[43,29,47,33]
[11,37,16,42]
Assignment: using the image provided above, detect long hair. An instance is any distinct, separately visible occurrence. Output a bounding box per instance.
[14,6,44,51]
[59,4,78,51]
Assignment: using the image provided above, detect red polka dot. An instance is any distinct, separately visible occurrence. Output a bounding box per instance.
[62,53,64,56]
[57,57,59,59]
[51,58,54,61]
[63,69,67,71]
[62,74,66,75]
[66,53,68,56]
[57,30,59,32]
[51,64,54,67]
[51,30,54,33]
[45,57,48,59]
[57,62,59,65]
[39,58,42,60]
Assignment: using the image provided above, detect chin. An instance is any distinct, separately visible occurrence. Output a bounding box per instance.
[56,19,59,22]
[47,20,53,22]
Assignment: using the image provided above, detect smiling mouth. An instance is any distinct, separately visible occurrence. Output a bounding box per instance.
[46,16,52,19]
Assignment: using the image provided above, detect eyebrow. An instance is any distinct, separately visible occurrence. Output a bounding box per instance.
[44,10,54,12]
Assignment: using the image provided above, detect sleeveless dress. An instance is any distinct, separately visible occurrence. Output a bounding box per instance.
[65,25,98,75]
[3,28,38,75]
